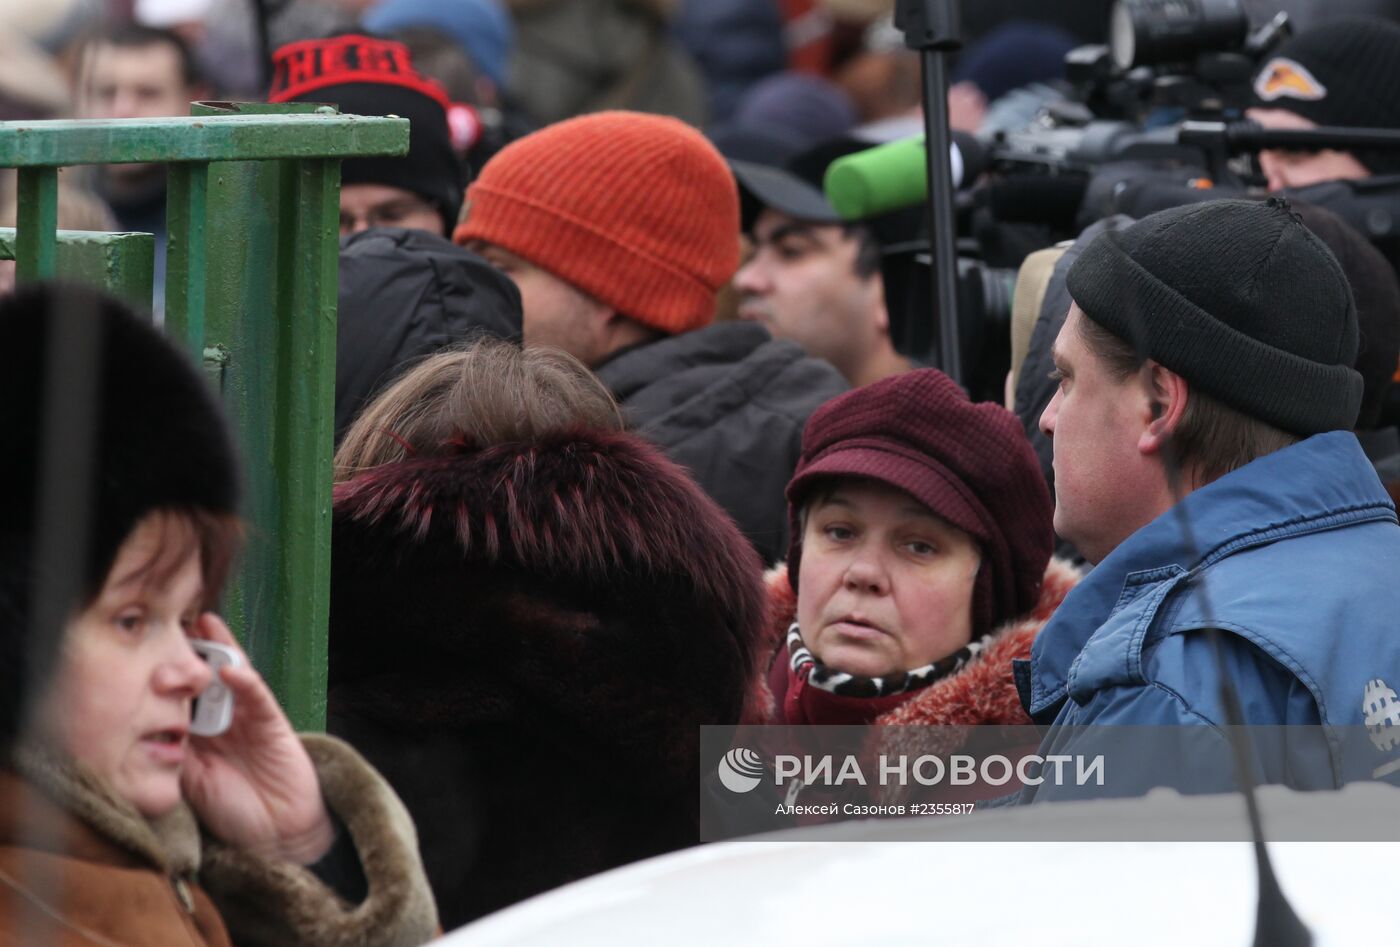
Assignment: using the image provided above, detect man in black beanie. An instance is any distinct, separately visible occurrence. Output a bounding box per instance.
[1017,198,1400,800]
[1247,16,1400,190]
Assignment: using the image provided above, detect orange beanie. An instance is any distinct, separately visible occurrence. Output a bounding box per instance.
[453,111,740,335]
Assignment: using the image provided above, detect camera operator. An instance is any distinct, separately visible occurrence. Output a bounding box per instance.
[1247,17,1400,191]
[1240,16,1400,279]
[1104,16,1400,271]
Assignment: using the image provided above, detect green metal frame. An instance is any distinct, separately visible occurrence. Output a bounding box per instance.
[0,228,155,307]
[0,105,409,730]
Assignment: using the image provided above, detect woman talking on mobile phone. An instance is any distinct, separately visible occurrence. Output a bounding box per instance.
[0,284,438,946]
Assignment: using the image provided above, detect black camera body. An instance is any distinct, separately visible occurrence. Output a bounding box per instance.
[892,1,1400,396]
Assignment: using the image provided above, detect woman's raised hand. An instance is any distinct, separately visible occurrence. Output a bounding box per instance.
[180,613,335,865]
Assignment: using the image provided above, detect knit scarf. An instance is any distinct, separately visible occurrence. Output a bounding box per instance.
[771,623,983,725]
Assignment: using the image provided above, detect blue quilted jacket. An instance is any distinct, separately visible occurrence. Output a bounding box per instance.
[1015,432,1400,801]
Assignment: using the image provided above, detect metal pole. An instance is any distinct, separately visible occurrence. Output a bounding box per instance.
[897,0,963,385]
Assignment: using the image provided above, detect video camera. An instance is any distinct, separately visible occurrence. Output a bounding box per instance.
[981,1,1295,226]
[844,0,1400,398]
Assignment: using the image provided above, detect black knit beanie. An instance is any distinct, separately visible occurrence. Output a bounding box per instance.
[1066,197,1363,435]
[0,284,240,749]
[269,34,465,234]
[1292,201,1400,431]
[1251,17,1400,175]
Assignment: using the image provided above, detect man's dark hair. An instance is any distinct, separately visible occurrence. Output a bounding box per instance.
[843,222,881,279]
[92,23,204,89]
[1075,312,1299,485]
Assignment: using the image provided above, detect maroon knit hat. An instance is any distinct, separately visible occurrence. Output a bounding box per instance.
[785,369,1054,640]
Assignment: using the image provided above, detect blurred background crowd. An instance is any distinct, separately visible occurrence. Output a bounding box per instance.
[0,0,1112,271]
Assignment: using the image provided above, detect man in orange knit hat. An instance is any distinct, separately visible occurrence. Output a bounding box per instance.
[456,110,847,564]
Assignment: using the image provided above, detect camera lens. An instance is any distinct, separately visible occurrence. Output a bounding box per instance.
[1109,0,1248,69]
[1110,3,1138,70]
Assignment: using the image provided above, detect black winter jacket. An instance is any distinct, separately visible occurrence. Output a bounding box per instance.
[335,228,521,442]
[596,321,848,564]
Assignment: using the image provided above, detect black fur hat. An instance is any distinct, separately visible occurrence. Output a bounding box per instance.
[0,283,240,748]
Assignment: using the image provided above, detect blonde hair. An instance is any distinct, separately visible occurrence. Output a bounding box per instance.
[334,337,624,481]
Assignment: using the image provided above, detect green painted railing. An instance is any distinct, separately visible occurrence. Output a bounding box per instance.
[0,228,155,306]
[0,104,410,731]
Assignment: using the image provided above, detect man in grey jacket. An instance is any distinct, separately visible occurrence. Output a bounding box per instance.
[455,110,847,563]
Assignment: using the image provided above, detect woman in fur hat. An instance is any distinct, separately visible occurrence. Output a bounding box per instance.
[750,368,1078,734]
[328,338,769,928]
[0,284,438,945]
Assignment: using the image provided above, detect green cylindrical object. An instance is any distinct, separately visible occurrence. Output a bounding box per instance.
[824,135,928,220]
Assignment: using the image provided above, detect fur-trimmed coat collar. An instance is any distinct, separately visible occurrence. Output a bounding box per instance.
[746,558,1082,727]
[330,428,767,740]
[328,428,768,927]
[0,735,437,947]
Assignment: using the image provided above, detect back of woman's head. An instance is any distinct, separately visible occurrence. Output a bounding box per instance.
[330,333,768,772]
[334,338,623,480]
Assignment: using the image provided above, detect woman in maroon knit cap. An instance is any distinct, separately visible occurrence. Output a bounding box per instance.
[748,368,1078,729]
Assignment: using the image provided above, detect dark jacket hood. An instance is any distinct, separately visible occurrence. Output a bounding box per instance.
[335,228,522,443]
[595,321,848,564]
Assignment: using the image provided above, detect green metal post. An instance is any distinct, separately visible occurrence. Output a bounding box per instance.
[0,229,155,309]
[200,147,287,699]
[14,167,58,282]
[165,162,210,356]
[265,157,340,731]
[190,103,401,731]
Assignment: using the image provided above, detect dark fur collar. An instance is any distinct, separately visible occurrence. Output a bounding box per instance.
[334,428,764,638]
[330,429,769,774]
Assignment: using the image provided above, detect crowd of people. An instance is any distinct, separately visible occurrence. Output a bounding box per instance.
[5,0,1400,942]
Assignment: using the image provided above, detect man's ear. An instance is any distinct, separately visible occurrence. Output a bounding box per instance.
[597,302,658,356]
[1138,362,1188,456]
[869,275,890,334]
[589,298,618,343]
